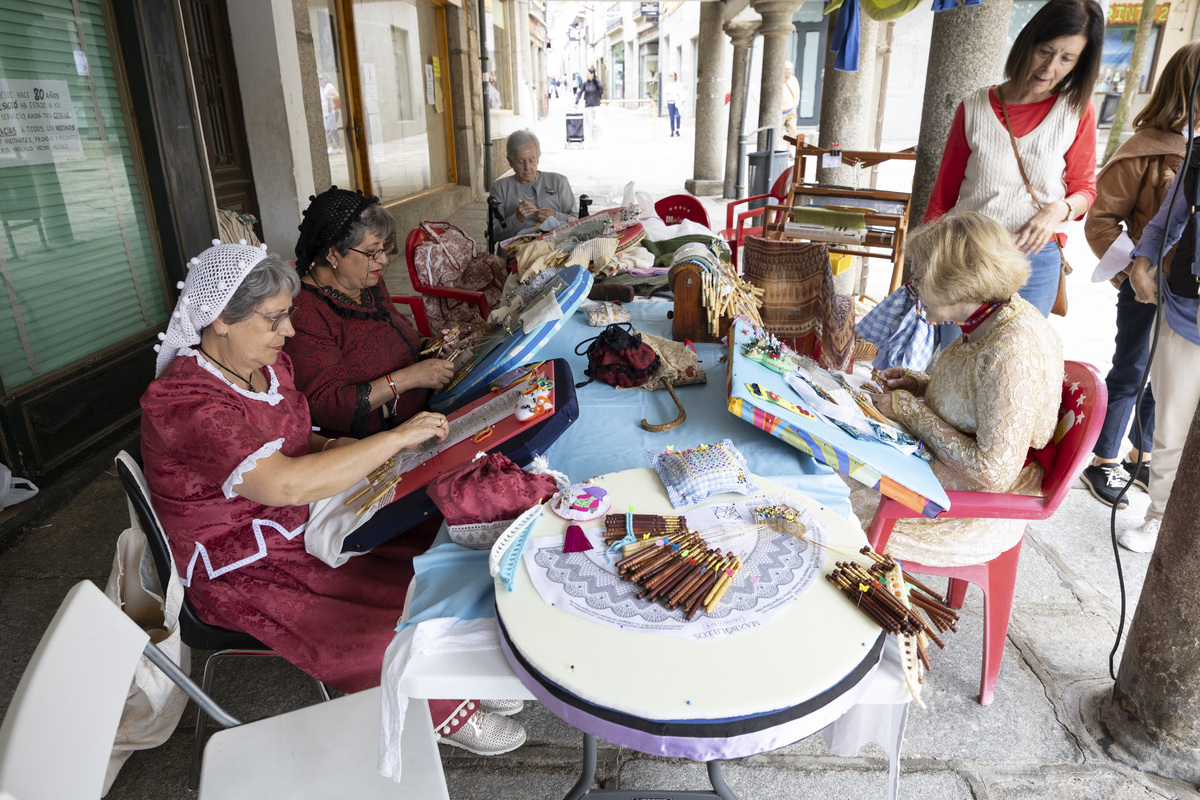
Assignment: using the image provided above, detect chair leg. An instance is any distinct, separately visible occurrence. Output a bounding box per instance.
[946,578,969,609]
[188,650,280,790]
[977,541,1024,706]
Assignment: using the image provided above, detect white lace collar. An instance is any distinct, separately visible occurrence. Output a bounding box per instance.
[179,346,284,406]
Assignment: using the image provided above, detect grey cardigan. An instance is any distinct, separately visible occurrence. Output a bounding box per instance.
[489,171,577,240]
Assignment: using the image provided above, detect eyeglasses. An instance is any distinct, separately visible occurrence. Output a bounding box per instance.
[253,305,298,331]
[347,243,396,262]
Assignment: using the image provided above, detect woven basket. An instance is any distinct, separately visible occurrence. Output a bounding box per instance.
[853,339,878,362]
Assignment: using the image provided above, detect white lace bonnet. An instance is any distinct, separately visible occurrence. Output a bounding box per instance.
[154,239,270,377]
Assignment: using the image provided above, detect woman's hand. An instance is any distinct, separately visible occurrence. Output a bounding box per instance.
[875,366,919,394]
[534,206,556,223]
[395,359,455,392]
[870,392,899,421]
[1013,202,1067,255]
[391,411,449,451]
[516,200,538,223]
[1129,257,1159,304]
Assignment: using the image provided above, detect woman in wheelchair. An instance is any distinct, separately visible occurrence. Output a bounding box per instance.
[489,129,577,240]
[140,242,525,755]
[851,213,1064,566]
[284,187,455,439]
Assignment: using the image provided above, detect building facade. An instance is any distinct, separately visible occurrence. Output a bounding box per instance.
[0,0,540,478]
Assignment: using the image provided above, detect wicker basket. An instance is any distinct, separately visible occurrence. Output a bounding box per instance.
[853,339,878,362]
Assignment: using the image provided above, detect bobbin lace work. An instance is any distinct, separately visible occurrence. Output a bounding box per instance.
[846,297,1064,567]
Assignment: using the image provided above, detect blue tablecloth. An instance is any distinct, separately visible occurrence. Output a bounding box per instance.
[536,300,850,516]
[401,300,852,632]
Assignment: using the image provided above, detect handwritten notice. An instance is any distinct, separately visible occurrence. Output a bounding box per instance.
[0,79,84,166]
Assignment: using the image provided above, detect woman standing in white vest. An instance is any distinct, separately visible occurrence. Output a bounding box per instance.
[923,0,1104,319]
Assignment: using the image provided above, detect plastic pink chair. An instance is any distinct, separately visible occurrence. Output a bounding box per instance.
[866,361,1106,706]
[654,194,711,229]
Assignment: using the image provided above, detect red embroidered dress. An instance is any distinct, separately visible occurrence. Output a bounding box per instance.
[140,350,436,692]
[285,277,427,439]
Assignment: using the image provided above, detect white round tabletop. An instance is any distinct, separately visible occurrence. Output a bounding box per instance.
[495,468,886,758]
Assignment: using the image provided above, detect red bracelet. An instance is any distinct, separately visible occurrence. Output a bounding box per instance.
[385,373,399,399]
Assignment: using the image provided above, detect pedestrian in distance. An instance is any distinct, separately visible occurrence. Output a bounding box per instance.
[665,71,684,137]
[575,66,604,146]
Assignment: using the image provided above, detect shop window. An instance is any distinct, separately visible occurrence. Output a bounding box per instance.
[309,0,352,188]
[1099,24,1162,95]
[352,0,453,201]
[486,0,513,110]
[391,25,415,121]
[0,0,168,390]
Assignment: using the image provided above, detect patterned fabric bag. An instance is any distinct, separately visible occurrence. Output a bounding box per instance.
[414,222,507,329]
[574,323,661,388]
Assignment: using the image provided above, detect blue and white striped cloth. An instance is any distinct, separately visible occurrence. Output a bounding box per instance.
[855,284,936,372]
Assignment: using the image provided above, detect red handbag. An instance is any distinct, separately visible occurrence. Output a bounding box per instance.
[425,452,558,526]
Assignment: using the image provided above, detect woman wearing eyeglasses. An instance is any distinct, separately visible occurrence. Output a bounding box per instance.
[286,187,454,439]
[141,241,526,753]
[849,213,1064,566]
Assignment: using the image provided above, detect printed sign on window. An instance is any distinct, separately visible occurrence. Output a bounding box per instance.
[0,79,84,167]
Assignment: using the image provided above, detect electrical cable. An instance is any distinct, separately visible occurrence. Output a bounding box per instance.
[1105,60,1200,680]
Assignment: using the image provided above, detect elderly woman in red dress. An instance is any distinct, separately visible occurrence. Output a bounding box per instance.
[140,241,524,755]
[285,187,454,439]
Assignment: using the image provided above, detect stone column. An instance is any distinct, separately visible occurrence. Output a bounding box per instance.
[685,1,731,196]
[909,0,1014,225]
[1103,402,1200,783]
[751,0,804,150]
[513,0,534,118]
[722,18,761,199]
[815,8,878,187]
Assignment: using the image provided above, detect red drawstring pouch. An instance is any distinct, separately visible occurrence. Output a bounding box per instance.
[426,452,559,527]
[574,323,661,388]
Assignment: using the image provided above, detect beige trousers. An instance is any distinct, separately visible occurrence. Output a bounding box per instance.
[1146,319,1200,520]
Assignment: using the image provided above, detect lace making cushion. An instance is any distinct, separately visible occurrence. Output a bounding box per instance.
[648,439,758,509]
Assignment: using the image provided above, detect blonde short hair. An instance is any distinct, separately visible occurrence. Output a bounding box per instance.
[910,212,1030,307]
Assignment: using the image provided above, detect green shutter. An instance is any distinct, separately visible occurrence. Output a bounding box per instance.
[0,0,168,389]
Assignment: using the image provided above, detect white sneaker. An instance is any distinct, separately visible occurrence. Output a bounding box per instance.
[439,709,526,755]
[1119,518,1161,553]
[480,699,524,716]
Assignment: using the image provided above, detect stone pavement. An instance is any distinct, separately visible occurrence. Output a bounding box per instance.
[1,103,1192,799]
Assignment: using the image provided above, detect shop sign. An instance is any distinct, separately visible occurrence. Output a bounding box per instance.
[1107,3,1170,24]
[640,2,659,19]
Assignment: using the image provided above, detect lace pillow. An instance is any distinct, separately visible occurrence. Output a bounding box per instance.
[648,439,758,509]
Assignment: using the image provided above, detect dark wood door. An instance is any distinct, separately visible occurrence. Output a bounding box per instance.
[180,0,262,238]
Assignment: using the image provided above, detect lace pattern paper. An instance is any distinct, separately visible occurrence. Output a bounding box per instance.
[522,496,826,640]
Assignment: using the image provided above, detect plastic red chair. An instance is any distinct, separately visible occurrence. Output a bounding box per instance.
[655,194,711,229]
[720,167,792,267]
[404,226,490,321]
[389,295,432,337]
[866,361,1106,706]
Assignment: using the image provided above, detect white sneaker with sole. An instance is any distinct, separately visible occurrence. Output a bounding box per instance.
[440,709,526,755]
[1119,518,1161,553]
[480,699,524,716]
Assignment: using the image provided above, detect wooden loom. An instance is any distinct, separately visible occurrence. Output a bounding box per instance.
[762,134,917,296]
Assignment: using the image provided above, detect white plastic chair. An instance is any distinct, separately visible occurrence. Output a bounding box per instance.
[0,581,445,799]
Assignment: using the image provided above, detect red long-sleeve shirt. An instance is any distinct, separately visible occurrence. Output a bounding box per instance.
[924,88,1097,225]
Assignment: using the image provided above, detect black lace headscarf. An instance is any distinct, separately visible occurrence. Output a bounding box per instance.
[294,186,381,277]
